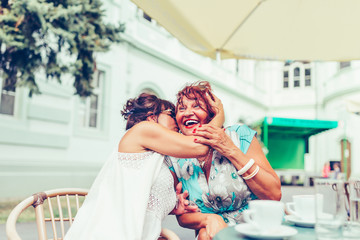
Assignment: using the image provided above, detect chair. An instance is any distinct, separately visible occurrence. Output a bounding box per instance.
[6,188,88,240]
[6,188,179,240]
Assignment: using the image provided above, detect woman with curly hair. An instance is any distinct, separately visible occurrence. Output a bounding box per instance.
[168,81,281,239]
[65,92,224,240]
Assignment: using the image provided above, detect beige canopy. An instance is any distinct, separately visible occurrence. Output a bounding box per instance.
[132,0,360,61]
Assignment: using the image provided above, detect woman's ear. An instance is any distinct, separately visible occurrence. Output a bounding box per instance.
[146,115,157,123]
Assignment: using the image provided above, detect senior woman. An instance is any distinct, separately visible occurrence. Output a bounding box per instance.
[167,81,281,240]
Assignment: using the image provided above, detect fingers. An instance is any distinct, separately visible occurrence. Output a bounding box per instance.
[195,124,222,133]
[175,182,182,194]
[208,93,223,111]
[184,205,199,213]
[192,126,217,137]
[206,225,214,239]
[193,131,213,139]
[194,137,211,145]
[205,91,216,103]
[193,125,225,141]
[182,190,189,199]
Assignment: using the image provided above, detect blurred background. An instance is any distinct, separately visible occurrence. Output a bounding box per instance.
[0,0,359,225]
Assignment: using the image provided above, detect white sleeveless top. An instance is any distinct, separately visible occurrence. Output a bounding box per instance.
[65,150,176,240]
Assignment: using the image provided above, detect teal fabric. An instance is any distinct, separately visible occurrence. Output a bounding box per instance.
[168,124,258,225]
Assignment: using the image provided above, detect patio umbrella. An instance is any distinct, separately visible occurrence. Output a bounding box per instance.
[131,0,360,61]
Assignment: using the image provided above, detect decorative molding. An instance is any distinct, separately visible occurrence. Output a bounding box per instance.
[323,86,360,105]
[27,104,71,123]
[37,80,73,98]
[0,126,69,148]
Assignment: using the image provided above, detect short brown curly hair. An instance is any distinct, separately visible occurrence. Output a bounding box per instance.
[176,81,217,123]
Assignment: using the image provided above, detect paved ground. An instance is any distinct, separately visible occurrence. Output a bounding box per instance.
[1,186,315,239]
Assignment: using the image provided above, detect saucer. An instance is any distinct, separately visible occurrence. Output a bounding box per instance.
[235,223,298,239]
[284,215,315,228]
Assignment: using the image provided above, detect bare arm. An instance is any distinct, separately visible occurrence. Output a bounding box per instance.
[119,93,224,157]
[194,125,281,200]
[119,121,209,158]
[177,212,227,239]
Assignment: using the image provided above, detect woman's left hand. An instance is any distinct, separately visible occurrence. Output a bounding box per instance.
[193,124,238,157]
[171,182,199,215]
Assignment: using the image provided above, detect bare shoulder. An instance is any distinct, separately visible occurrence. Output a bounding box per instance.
[131,121,164,136]
[118,122,161,152]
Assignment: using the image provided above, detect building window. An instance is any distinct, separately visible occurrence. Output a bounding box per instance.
[283,70,289,88]
[78,70,105,129]
[283,62,290,88]
[0,77,16,116]
[283,61,312,88]
[339,61,351,69]
[305,67,311,86]
[293,67,300,87]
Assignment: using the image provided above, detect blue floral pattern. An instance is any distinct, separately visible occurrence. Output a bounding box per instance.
[168,124,258,225]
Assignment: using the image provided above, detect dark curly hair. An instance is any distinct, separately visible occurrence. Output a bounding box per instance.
[176,81,217,122]
[121,93,175,130]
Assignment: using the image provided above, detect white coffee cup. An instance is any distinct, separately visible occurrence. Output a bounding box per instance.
[286,195,316,221]
[243,200,284,232]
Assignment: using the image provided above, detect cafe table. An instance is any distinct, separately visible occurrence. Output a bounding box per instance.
[213,222,316,240]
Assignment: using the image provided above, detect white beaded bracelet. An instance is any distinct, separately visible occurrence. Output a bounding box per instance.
[242,165,260,180]
[237,158,255,176]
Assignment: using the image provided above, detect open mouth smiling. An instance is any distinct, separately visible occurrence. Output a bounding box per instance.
[184,119,199,128]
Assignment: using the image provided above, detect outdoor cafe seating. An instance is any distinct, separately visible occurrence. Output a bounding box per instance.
[5,188,180,240]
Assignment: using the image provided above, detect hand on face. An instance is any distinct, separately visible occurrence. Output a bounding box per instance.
[205,91,223,115]
[193,125,238,157]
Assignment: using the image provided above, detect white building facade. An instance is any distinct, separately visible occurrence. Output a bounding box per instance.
[0,0,359,198]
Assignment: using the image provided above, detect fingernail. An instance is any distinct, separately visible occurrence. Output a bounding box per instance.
[223,128,226,131]
[194,138,197,142]
[192,128,197,133]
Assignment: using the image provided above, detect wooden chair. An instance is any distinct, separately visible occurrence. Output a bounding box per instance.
[6,188,180,240]
[6,188,88,240]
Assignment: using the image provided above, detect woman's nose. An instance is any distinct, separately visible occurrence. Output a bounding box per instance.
[184,108,194,116]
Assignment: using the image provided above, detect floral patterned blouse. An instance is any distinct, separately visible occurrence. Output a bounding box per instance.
[167,124,258,225]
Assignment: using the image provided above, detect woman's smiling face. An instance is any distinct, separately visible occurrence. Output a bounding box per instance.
[176,96,209,136]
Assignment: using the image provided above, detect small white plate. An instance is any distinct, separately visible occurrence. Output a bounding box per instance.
[234,223,298,239]
[284,215,315,228]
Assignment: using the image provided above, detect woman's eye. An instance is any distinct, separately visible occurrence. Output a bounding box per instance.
[178,107,185,111]
[194,105,200,108]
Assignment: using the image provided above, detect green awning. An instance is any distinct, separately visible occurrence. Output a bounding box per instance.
[262,117,338,138]
[252,117,338,170]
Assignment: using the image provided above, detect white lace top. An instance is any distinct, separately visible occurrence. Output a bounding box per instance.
[65,150,176,240]
[146,160,177,219]
[117,152,176,219]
